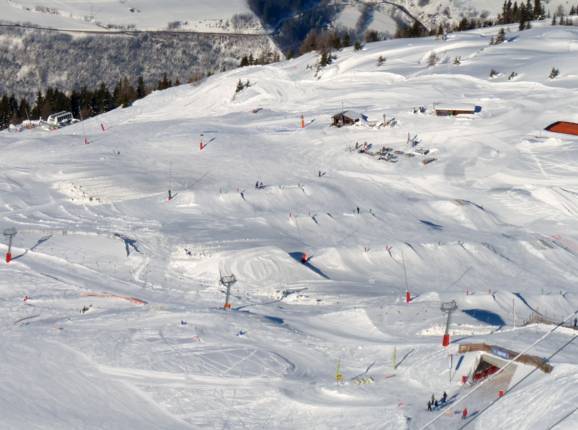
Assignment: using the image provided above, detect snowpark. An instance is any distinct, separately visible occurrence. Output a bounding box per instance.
[2,22,578,429]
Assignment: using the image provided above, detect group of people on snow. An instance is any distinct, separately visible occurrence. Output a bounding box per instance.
[427,391,448,411]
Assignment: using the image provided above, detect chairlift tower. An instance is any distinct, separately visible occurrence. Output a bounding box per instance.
[441,300,458,347]
[3,227,17,263]
[220,274,237,310]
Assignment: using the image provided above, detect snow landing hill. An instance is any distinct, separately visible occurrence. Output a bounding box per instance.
[3,23,578,429]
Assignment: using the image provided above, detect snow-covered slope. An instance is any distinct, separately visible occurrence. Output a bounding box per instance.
[2,24,578,429]
[0,0,262,32]
[336,0,577,35]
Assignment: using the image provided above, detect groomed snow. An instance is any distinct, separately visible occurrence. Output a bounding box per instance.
[2,23,578,429]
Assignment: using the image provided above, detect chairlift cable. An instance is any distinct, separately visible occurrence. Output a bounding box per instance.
[419,309,578,429]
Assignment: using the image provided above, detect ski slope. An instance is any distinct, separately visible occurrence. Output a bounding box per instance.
[2,23,578,429]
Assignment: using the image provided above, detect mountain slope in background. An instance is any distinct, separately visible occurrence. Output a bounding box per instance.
[0,0,262,32]
[336,0,577,34]
[0,1,279,101]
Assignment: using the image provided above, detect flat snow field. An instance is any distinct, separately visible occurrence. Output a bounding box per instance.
[2,23,578,429]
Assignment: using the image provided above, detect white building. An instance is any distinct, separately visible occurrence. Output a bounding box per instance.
[46,111,74,127]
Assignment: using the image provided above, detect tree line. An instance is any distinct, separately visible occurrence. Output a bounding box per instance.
[0,75,180,130]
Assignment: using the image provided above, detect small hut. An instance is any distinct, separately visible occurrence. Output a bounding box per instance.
[434,104,482,116]
[458,343,553,373]
[331,111,368,127]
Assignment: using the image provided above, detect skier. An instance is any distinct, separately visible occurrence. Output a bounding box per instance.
[442,391,448,403]
[168,189,172,201]
[255,181,259,189]
[431,393,435,404]
[462,407,468,419]
[574,317,577,328]
[434,400,439,409]
[427,400,432,412]
[356,206,360,214]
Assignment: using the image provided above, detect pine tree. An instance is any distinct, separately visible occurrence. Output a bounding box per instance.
[136,76,147,99]
[343,32,351,47]
[526,0,534,20]
[534,0,543,18]
[519,3,528,30]
[496,28,507,44]
[365,30,379,43]
[235,79,244,93]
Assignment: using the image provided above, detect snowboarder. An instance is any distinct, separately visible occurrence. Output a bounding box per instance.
[427,400,432,412]
[255,181,259,189]
[442,391,447,403]
[574,318,577,328]
[462,407,468,419]
[356,206,360,214]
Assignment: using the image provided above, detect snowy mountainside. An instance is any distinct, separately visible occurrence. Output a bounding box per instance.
[2,24,578,429]
[335,0,576,34]
[0,0,274,100]
[1,0,261,32]
[0,25,278,101]
[400,0,575,28]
